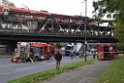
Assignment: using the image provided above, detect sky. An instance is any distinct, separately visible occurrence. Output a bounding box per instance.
[9,0,94,17]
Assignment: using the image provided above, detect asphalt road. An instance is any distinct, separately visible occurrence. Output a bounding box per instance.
[0,56,84,83]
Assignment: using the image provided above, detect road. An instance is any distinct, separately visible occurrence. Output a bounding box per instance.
[0,56,84,83]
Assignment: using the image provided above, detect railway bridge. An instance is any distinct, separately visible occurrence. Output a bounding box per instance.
[0,5,117,53]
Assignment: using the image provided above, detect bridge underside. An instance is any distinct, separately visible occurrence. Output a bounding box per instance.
[0,33,117,43]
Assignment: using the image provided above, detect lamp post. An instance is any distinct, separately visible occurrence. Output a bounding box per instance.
[84,0,87,62]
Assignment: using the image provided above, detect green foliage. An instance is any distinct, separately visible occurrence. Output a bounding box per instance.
[97,57,124,83]
[8,59,94,83]
[114,21,124,50]
[92,0,124,19]
[92,0,124,50]
[115,43,124,51]
[2,0,15,7]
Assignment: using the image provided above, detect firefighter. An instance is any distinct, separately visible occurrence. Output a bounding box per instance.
[54,51,62,71]
[21,52,27,62]
[91,49,96,59]
[110,48,114,60]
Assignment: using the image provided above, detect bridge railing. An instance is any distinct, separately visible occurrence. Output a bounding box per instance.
[0,28,113,37]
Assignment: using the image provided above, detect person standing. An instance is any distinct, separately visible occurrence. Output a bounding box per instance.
[91,49,96,59]
[54,51,62,71]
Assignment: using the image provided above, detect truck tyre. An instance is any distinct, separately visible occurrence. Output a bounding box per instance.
[35,56,39,61]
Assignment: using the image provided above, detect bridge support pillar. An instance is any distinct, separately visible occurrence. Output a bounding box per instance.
[6,41,17,54]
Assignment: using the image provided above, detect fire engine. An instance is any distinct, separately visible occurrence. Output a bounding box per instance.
[97,44,115,60]
[11,42,56,63]
[30,43,51,61]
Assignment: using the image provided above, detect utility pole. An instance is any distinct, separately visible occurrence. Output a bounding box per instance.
[84,0,87,62]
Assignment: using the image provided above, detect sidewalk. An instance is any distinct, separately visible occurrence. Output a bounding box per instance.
[41,60,111,83]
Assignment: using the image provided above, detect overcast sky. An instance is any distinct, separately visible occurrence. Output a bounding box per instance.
[9,0,94,17]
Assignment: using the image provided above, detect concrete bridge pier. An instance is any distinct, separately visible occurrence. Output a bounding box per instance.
[6,41,17,54]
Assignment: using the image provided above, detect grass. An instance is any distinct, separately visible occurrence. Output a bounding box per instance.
[97,56,124,83]
[8,59,95,83]
[118,53,124,56]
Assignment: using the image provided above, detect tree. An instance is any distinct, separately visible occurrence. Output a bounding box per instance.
[92,0,124,50]
[92,0,124,20]
[114,21,124,50]
[2,0,15,7]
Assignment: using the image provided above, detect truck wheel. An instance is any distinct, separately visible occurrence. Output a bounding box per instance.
[35,56,39,61]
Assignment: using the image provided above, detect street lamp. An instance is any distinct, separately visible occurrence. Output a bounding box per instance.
[84,0,87,62]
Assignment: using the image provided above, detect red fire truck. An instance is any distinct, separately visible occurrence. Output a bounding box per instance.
[30,43,51,61]
[97,44,115,60]
[11,42,56,62]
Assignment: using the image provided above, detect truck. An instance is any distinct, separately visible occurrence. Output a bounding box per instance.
[29,43,52,61]
[64,44,75,56]
[11,42,56,62]
[64,42,83,56]
[97,44,115,60]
